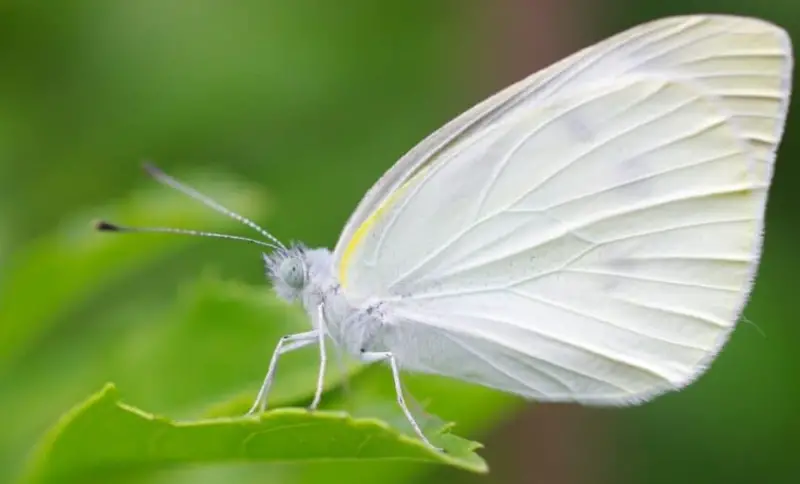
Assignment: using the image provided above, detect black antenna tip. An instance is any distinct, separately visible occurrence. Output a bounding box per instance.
[94,220,121,232]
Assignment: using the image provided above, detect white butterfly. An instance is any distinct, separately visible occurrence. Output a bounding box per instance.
[100,15,793,451]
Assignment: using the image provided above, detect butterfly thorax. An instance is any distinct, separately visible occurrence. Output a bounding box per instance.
[264,244,382,356]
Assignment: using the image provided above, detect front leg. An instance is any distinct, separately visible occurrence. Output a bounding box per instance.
[308,303,375,410]
[308,304,327,410]
[246,330,318,415]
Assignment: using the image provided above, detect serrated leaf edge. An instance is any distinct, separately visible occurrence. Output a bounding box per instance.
[21,383,488,483]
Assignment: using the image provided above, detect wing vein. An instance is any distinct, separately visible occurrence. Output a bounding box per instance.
[511,95,712,214]
[439,307,671,384]
[620,19,722,69]
[509,185,763,221]
[439,332,557,395]
[535,137,738,214]
[416,149,747,278]
[400,217,753,294]
[508,289,709,351]
[388,79,680,290]
[612,295,733,328]
[557,267,740,292]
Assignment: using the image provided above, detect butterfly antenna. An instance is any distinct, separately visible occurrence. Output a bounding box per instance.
[141,161,286,250]
[94,220,282,251]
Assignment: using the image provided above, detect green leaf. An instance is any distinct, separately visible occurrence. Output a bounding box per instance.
[23,384,487,483]
[0,175,270,371]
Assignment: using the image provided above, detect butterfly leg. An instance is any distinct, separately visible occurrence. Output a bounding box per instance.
[360,351,441,451]
[246,330,318,415]
[308,304,328,411]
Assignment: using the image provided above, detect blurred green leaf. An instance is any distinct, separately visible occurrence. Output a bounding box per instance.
[22,384,487,484]
[0,175,270,371]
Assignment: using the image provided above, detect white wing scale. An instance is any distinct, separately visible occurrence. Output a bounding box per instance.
[333,16,793,404]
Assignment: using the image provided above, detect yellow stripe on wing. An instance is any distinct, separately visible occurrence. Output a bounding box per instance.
[338,167,430,288]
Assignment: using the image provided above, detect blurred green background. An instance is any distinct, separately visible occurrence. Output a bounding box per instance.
[1,0,798,483]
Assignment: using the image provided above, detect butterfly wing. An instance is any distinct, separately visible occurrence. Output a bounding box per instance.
[334,15,792,290]
[333,16,792,403]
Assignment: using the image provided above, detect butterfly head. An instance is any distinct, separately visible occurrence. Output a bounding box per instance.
[264,244,309,302]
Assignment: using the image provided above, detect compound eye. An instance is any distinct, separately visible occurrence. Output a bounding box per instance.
[279,258,306,289]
